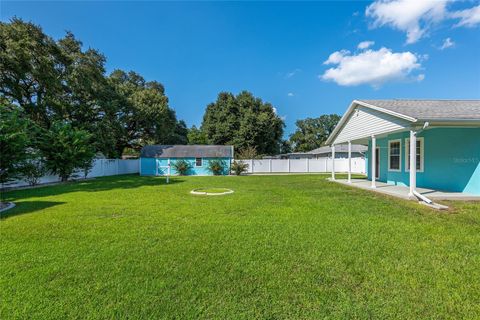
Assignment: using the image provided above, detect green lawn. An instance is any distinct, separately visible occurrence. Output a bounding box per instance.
[1,174,479,319]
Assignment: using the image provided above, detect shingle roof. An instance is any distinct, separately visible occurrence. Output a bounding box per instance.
[307,144,367,154]
[141,145,233,158]
[358,100,480,121]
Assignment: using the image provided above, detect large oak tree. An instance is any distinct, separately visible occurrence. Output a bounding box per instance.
[201,91,284,155]
[289,114,341,152]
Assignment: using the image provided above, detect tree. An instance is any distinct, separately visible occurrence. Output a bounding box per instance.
[187,125,208,145]
[0,19,124,158]
[57,32,124,158]
[0,19,64,126]
[0,106,30,185]
[108,70,186,151]
[289,114,341,152]
[1,19,188,160]
[39,122,95,181]
[201,91,284,155]
[20,158,46,186]
[167,120,188,145]
[279,140,292,154]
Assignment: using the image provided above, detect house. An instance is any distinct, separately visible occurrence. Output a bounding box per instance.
[140,145,234,176]
[271,145,367,159]
[326,100,480,196]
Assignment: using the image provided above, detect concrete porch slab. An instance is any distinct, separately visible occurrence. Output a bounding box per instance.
[332,179,480,201]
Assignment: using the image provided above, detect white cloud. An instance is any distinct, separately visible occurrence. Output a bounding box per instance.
[358,41,375,49]
[366,0,448,44]
[450,5,480,27]
[440,37,455,50]
[417,73,425,81]
[285,68,301,79]
[324,50,350,64]
[272,107,277,114]
[287,92,294,97]
[366,1,480,44]
[321,47,422,87]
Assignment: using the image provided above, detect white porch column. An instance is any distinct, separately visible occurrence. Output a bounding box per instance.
[371,135,376,188]
[409,130,417,197]
[347,141,352,183]
[331,145,336,180]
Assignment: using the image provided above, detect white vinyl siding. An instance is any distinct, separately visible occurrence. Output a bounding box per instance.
[334,107,409,144]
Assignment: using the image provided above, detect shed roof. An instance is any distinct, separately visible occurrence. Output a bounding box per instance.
[140,145,234,158]
[357,100,480,121]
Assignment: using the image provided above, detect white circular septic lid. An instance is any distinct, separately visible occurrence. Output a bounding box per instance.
[190,188,234,196]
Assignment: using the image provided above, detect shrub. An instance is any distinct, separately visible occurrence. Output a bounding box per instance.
[79,157,95,179]
[231,161,249,176]
[172,159,192,175]
[39,122,95,182]
[237,146,258,160]
[207,159,227,175]
[20,158,46,186]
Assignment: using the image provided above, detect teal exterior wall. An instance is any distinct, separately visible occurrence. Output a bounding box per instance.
[366,127,480,195]
[140,157,232,176]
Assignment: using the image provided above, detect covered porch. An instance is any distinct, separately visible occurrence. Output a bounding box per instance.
[333,178,480,201]
[325,100,480,203]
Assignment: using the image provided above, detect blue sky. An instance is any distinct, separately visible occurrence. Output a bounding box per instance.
[2,1,480,136]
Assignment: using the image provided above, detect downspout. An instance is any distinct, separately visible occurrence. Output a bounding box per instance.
[412,189,433,204]
[410,122,434,205]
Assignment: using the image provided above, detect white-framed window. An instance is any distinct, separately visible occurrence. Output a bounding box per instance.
[405,137,424,172]
[195,158,203,167]
[388,139,401,171]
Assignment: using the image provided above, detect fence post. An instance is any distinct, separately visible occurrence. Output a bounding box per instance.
[116,159,119,175]
[288,159,290,173]
[306,158,309,173]
[251,159,254,173]
[102,159,105,177]
[269,159,272,173]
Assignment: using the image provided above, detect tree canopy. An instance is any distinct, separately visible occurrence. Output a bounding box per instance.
[0,18,189,183]
[0,18,187,160]
[201,91,285,155]
[289,114,341,152]
[187,125,208,145]
[0,106,31,184]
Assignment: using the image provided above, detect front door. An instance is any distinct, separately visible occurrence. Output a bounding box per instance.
[375,148,380,179]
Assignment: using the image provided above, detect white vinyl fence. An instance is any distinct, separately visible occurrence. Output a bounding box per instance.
[5,159,139,189]
[238,158,365,174]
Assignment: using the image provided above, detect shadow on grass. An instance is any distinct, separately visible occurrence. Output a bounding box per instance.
[0,201,66,220]
[2,174,185,201]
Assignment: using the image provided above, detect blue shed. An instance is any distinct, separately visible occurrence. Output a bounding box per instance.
[140,145,234,176]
